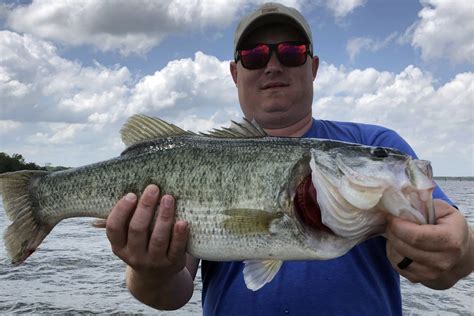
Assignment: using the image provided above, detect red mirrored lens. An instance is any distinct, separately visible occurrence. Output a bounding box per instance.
[277,43,307,66]
[238,42,309,69]
[240,44,270,69]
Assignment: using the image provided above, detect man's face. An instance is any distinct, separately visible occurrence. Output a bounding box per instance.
[230,23,319,130]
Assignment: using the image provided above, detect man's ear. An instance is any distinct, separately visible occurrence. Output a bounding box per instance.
[230,61,238,85]
[312,56,319,81]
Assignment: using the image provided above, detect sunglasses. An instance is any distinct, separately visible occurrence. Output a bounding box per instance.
[235,41,312,70]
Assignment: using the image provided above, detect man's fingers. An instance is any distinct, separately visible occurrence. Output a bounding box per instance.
[386,227,440,256]
[387,214,462,252]
[386,227,458,272]
[106,192,137,249]
[127,185,160,252]
[387,201,465,252]
[387,229,438,265]
[148,195,176,258]
[387,240,445,283]
[167,221,188,264]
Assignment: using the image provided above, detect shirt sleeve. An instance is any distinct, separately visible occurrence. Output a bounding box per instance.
[370,129,455,206]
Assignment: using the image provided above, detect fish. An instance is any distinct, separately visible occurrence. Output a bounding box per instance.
[0,114,436,291]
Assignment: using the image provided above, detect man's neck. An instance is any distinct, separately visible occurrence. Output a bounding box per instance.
[263,115,313,137]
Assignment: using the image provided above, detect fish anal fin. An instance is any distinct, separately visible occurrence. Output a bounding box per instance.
[243,260,283,291]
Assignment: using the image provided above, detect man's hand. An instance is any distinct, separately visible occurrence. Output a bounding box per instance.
[106,184,189,278]
[101,184,197,310]
[386,199,474,289]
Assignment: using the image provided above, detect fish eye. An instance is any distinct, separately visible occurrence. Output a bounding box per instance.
[371,147,389,158]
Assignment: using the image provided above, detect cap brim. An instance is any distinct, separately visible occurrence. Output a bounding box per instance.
[235,14,311,50]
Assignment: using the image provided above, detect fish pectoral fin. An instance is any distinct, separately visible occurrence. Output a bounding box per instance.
[91,218,107,228]
[243,260,283,291]
[223,209,283,234]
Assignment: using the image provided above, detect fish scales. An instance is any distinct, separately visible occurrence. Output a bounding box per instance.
[28,136,313,260]
[0,115,437,291]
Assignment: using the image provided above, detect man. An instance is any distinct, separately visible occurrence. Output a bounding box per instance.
[105,3,473,315]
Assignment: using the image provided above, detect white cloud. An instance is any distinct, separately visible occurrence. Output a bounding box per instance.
[346,37,372,61]
[0,30,131,123]
[0,28,471,175]
[5,0,245,55]
[323,0,366,18]
[0,30,238,126]
[346,32,398,61]
[316,63,394,96]
[0,120,21,135]
[314,64,474,175]
[0,30,239,166]
[346,0,473,63]
[0,67,30,98]
[128,51,238,122]
[4,0,365,54]
[411,0,474,64]
[27,123,88,145]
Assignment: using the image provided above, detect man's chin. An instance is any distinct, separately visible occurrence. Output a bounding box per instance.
[253,111,294,129]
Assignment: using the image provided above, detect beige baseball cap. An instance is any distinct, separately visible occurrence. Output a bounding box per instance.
[233,2,313,53]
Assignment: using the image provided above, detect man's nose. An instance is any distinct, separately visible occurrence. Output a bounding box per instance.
[264,51,283,74]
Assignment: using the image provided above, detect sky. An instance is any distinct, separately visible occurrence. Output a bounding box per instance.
[0,0,473,176]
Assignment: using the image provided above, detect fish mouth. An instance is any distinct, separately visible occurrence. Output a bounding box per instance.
[403,159,436,224]
[293,175,334,235]
[308,149,436,242]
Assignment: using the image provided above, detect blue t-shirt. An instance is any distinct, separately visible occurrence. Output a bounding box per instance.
[201,119,452,316]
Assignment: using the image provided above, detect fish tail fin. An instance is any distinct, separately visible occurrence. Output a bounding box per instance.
[0,170,53,265]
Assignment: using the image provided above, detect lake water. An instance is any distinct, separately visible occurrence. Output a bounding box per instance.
[0,179,472,315]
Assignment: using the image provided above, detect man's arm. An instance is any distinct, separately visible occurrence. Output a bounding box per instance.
[386,199,474,289]
[106,185,197,310]
[126,255,200,310]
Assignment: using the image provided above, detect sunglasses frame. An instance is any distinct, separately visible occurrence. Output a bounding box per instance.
[235,41,313,70]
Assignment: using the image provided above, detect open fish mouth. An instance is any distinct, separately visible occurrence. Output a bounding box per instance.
[309,146,436,241]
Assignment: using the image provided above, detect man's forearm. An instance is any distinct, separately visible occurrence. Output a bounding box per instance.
[422,229,474,290]
[126,266,195,310]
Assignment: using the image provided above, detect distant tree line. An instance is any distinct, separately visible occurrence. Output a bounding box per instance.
[0,152,68,174]
[434,176,474,181]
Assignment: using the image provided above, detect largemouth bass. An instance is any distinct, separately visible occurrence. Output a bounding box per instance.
[0,115,436,291]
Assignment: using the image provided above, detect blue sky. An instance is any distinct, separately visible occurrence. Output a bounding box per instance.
[0,0,473,176]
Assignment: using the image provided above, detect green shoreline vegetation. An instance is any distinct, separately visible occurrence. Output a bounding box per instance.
[434,176,474,181]
[0,151,471,180]
[0,152,68,174]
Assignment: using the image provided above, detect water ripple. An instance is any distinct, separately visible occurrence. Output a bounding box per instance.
[0,180,473,314]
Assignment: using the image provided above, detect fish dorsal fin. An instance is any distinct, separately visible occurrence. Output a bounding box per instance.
[201,118,267,138]
[120,114,195,147]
